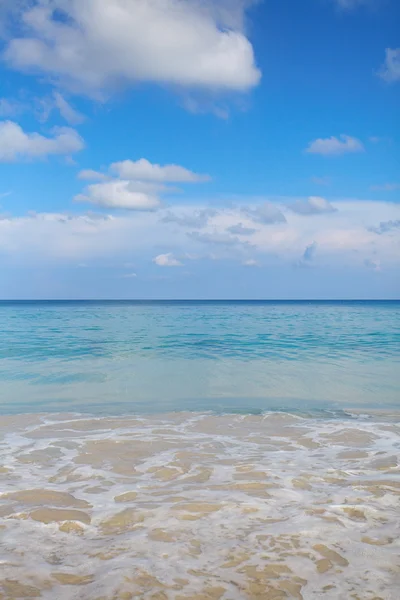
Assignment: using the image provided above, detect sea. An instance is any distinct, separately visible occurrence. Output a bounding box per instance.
[0,300,399,599]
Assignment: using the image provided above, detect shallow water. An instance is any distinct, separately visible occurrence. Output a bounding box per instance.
[0,300,399,415]
[0,301,399,598]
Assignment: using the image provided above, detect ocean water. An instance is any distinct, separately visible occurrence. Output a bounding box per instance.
[0,301,399,599]
[0,300,399,415]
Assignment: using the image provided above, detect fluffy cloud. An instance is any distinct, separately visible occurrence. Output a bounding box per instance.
[378,48,400,83]
[75,180,161,210]
[2,0,260,97]
[306,135,364,156]
[77,158,210,210]
[0,120,84,161]
[111,159,210,183]
[289,196,336,216]
[153,253,183,267]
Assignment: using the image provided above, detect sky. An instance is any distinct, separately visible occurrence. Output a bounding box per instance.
[0,0,399,299]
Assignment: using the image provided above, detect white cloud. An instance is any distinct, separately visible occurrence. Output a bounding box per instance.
[121,272,137,279]
[242,258,259,266]
[53,91,85,125]
[153,253,183,267]
[306,135,364,156]
[1,200,399,272]
[3,0,260,97]
[370,183,400,192]
[289,196,336,216]
[378,48,400,83]
[111,158,210,183]
[78,169,109,181]
[77,158,210,210]
[75,180,161,211]
[0,120,84,161]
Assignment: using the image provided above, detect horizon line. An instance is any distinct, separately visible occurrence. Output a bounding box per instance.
[0,299,398,303]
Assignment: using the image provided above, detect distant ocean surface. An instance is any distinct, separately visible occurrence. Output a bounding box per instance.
[0,300,399,416]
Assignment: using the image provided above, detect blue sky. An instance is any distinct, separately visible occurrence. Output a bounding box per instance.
[0,0,399,299]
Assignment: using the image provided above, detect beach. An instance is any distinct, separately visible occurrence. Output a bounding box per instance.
[0,301,399,599]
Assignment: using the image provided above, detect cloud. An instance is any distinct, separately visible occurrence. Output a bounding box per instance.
[370,183,400,192]
[378,48,400,83]
[111,158,210,183]
[243,202,286,224]
[75,180,161,211]
[78,169,109,181]
[162,209,216,228]
[76,158,211,210]
[1,200,399,274]
[53,91,85,125]
[3,0,260,97]
[121,272,137,279]
[289,196,337,216]
[153,253,183,267]
[227,223,257,235]
[306,135,364,156]
[0,120,84,161]
[370,220,400,235]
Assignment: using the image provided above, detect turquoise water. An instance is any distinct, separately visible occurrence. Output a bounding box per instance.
[0,300,399,415]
